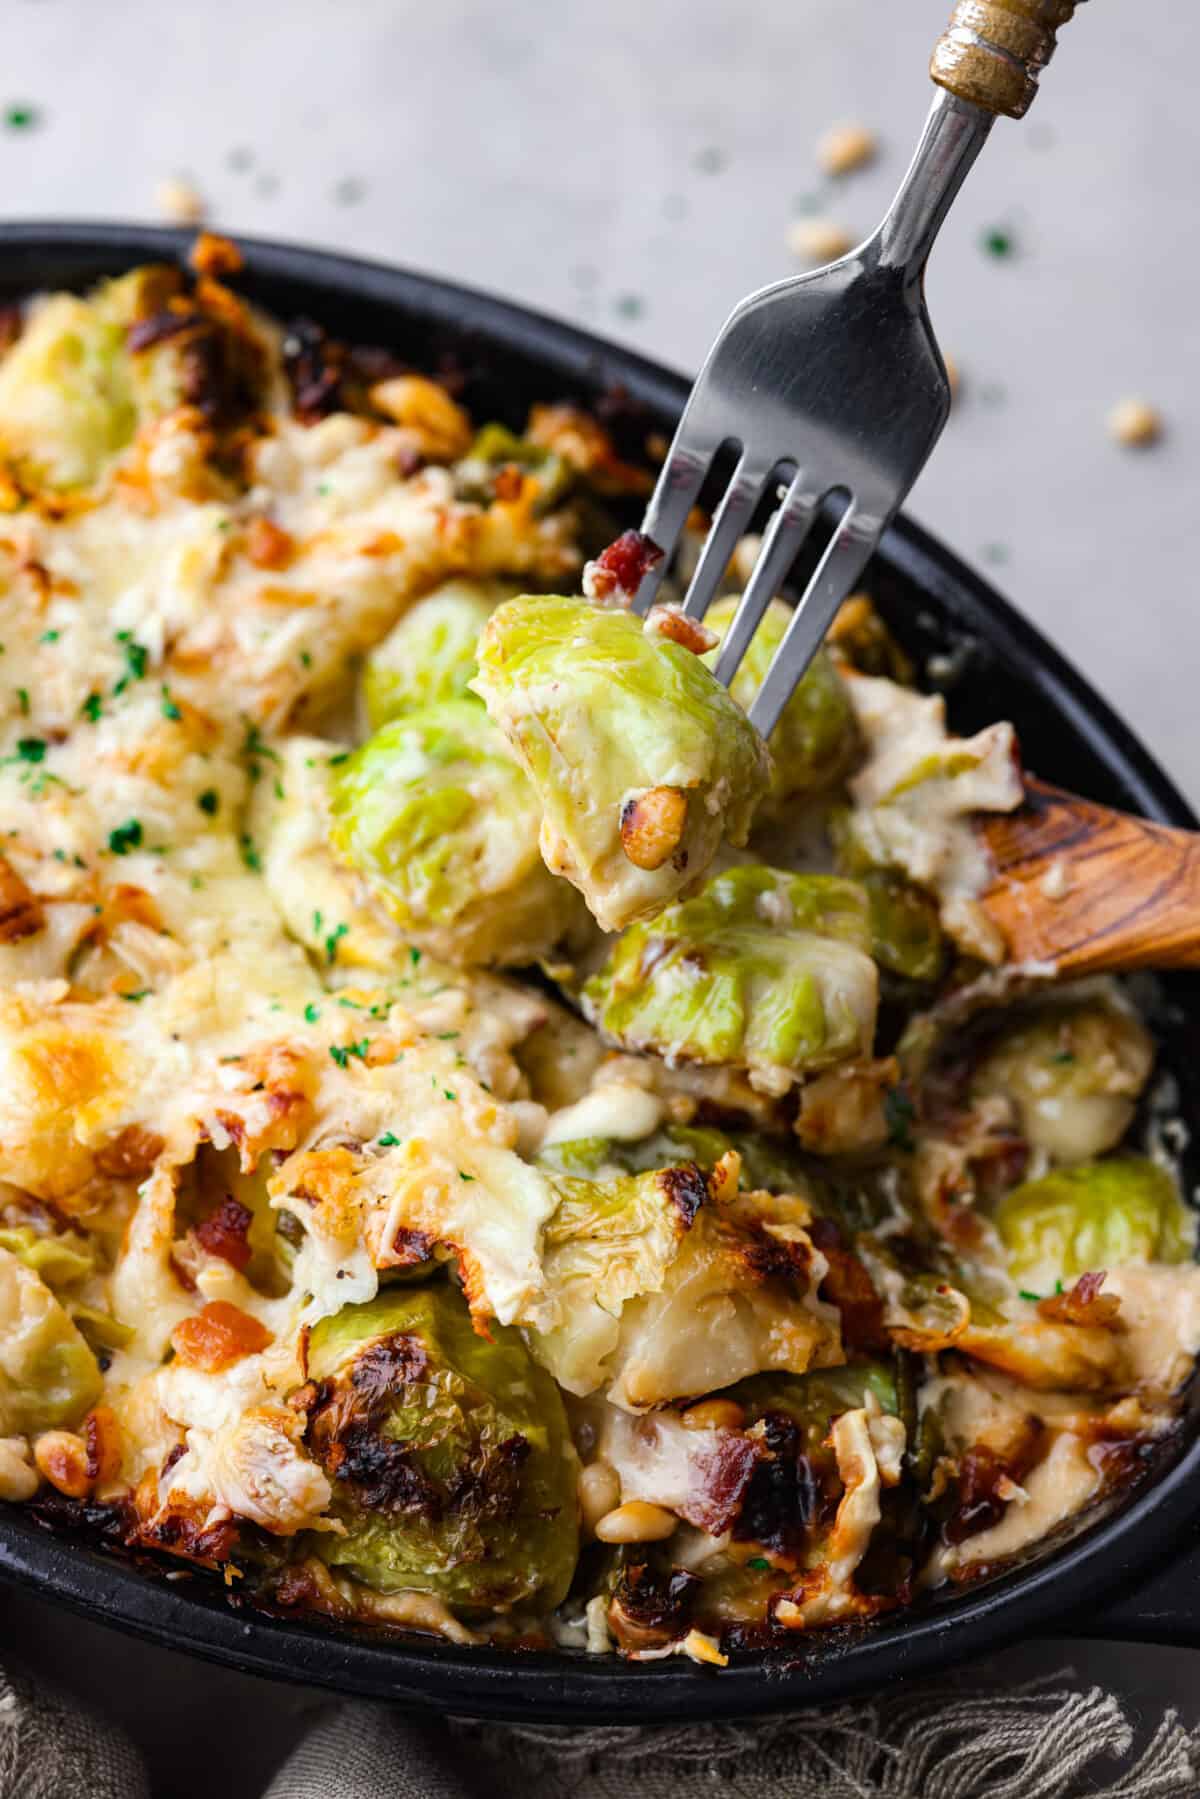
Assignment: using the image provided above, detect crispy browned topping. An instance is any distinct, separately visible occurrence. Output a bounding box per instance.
[188,233,245,280]
[619,786,689,870]
[644,604,719,655]
[0,853,43,942]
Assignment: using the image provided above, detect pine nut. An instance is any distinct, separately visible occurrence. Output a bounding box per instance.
[594,1500,677,1544]
[680,1398,745,1433]
[817,123,878,177]
[1108,398,1162,448]
[578,1460,621,1535]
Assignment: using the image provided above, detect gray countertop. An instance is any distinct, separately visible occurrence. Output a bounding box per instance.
[6,0,1197,796]
[1,2,1198,1790]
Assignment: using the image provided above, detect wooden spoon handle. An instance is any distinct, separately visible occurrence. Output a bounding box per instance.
[977,778,1200,977]
[931,0,1087,120]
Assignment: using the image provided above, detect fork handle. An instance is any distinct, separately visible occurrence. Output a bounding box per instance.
[931,1,1087,120]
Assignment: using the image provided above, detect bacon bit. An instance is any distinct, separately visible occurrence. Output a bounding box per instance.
[807,1216,887,1349]
[171,1300,272,1372]
[195,1195,254,1270]
[282,317,346,423]
[94,1124,166,1180]
[1037,1270,1122,1328]
[34,1431,91,1499]
[127,307,196,353]
[0,852,43,942]
[188,232,244,279]
[583,529,664,605]
[83,1406,123,1487]
[619,786,689,870]
[245,515,294,570]
[643,604,718,654]
[944,1424,1044,1545]
[491,463,525,504]
[391,1224,436,1265]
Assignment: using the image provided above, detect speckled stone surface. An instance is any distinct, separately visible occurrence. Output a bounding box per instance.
[0,2,1197,1790]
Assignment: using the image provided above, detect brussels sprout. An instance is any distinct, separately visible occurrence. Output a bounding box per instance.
[362,578,517,730]
[454,422,574,513]
[329,700,587,967]
[969,998,1154,1163]
[994,1156,1194,1289]
[703,597,857,816]
[304,1285,578,1613]
[473,595,773,932]
[531,1170,842,1408]
[531,1166,701,1394]
[829,813,945,983]
[0,1224,95,1290]
[732,1363,899,1448]
[581,866,877,1089]
[0,1245,103,1436]
[0,292,136,488]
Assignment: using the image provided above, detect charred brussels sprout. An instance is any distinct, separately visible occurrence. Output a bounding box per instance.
[472,595,772,932]
[995,1156,1193,1288]
[703,597,856,816]
[0,1246,103,1435]
[362,578,517,729]
[454,422,575,513]
[582,866,877,1090]
[328,700,586,967]
[304,1286,578,1613]
[969,998,1154,1163]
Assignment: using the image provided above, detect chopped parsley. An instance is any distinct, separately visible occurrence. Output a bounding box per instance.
[747,1557,771,1573]
[329,1039,369,1069]
[409,947,421,967]
[15,737,45,763]
[81,691,103,723]
[458,1171,475,1183]
[197,788,219,816]
[376,1132,400,1148]
[160,686,182,721]
[241,721,281,782]
[303,1002,321,1023]
[239,833,261,871]
[1051,1050,1076,1066]
[15,688,28,716]
[299,649,313,668]
[324,920,349,964]
[982,226,1014,259]
[113,633,148,694]
[108,818,143,856]
[4,105,39,131]
[39,628,60,644]
[1018,1289,1043,1304]
[443,1089,457,1103]
[119,989,151,1003]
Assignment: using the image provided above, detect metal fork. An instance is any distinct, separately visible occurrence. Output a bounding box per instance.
[631,0,1088,738]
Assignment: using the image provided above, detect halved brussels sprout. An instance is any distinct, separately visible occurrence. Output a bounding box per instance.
[454,423,574,513]
[362,578,517,730]
[0,1224,96,1290]
[0,1245,103,1436]
[531,1166,701,1395]
[329,700,587,967]
[731,1363,899,1448]
[703,597,856,816]
[473,595,772,932]
[529,1169,842,1408]
[582,866,877,1090]
[0,292,137,489]
[304,1285,578,1613]
[994,1156,1194,1290]
[830,810,945,983]
[969,998,1154,1163]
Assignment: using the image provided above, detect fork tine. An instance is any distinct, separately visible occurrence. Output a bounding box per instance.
[630,441,714,615]
[711,472,819,686]
[748,504,880,738]
[680,456,772,622]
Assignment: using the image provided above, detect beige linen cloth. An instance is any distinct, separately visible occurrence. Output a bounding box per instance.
[3,1658,1200,1799]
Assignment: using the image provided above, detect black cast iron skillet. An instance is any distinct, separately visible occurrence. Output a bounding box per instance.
[0,223,1197,1723]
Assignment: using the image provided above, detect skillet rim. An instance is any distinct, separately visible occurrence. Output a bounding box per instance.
[0,220,1196,1723]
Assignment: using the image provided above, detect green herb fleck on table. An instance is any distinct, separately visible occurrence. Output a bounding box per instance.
[982,227,1014,260]
[4,105,39,131]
